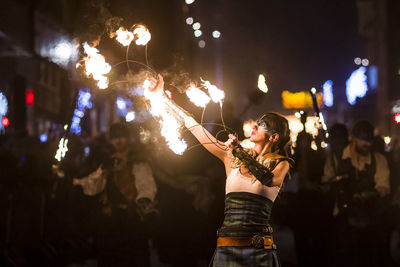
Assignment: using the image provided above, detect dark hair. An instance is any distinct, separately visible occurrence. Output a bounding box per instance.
[259,112,291,156]
[351,120,374,142]
[109,122,130,139]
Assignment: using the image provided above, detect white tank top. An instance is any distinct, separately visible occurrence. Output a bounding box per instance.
[225,168,281,202]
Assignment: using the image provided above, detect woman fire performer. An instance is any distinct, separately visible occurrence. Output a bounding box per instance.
[149,75,293,267]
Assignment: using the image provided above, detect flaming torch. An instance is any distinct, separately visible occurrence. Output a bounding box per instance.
[132,25,151,46]
[143,80,188,155]
[79,42,111,89]
[201,79,225,105]
[185,84,211,108]
[115,27,134,46]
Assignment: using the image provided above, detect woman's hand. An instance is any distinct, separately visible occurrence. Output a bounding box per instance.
[225,134,239,152]
[148,74,164,95]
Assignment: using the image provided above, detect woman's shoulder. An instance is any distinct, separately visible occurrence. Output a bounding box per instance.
[262,153,294,169]
[263,153,293,162]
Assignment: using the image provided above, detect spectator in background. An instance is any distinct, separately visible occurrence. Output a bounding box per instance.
[291,128,328,267]
[322,120,390,267]
[73,122,157,267]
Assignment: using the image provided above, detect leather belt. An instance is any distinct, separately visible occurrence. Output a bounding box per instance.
[217,235,276,249]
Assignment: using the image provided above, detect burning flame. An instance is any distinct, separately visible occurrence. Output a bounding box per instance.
[257,74,268,93]
[132,25,151,46]
[115,27,134,46]
[186,84,211,108]
[80,42,111,89]
[201,79,225,104]
[143,79,187,155]
[160,114,188,155]
[55,137,69,162]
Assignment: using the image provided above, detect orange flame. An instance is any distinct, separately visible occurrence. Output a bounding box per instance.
[186,84,210,108]
[132,25,151,46]
[143,79,187,154]
[115,27,134,46]
[80,42,111,89]
[201,79,225,104]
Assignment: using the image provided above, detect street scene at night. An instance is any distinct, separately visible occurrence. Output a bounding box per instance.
[0,0,400,266]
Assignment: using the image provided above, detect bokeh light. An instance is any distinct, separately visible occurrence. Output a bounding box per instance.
[361,58,369,66]
[186,17,194,25]
[194,30,202,37]
[198,40,206,48]
[212,30,221,38]
[192,22,201,30]
[354,57,362,65]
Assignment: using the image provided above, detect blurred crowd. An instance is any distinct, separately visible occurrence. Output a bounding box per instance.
[0,111,399,267]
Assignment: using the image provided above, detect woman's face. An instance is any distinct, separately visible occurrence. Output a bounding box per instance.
[249,122,267,143]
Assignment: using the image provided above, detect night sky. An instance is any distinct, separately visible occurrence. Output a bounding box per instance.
[196,0,364,117]
[45,0,365,120]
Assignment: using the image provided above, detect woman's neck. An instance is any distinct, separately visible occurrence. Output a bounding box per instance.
[253,141,273,156]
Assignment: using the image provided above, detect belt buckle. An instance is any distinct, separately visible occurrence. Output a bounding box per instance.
[251,234,264,249]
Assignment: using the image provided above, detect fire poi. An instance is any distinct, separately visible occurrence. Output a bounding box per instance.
[74,22,230,156]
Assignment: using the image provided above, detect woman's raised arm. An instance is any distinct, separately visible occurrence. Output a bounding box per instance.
[148,74,229,162]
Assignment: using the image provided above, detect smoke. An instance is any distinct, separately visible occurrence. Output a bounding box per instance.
[125,69,153,90]
[158,56,195,93]
[105,16,124,38]
[73,0,122,45]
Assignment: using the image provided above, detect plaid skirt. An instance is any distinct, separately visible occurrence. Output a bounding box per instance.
[211,192,280,267]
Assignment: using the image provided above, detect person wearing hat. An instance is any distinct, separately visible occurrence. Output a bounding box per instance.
[322,120,390,267]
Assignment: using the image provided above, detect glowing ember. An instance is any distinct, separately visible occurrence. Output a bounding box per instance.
[133,25,151,46]
[115,27,134,46]
[186,84,211,108]
[201,79,225,104]
[55,137,69,162]
[80,42,111,89]
[257,74,268,93]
